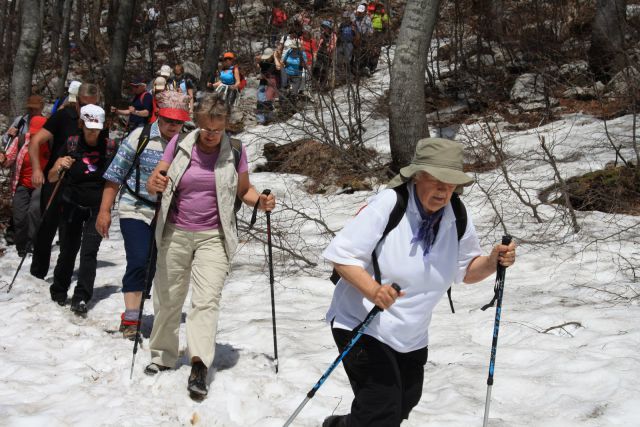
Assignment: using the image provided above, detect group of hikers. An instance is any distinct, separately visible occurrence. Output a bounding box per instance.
[0,1,519,424]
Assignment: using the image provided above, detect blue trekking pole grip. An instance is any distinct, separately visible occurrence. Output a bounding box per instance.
[483,235,512,427]
[283,283,401,427]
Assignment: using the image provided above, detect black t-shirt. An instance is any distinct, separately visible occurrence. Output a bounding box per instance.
[259,61,277,85]
[43,107,80,175]
[58,135,111,208]
[129,92,153,130]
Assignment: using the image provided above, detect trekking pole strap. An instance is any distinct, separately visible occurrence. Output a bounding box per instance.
[249,189,271,229]
[480,235,512,311]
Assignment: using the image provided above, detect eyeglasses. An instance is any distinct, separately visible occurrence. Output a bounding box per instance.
[161,117,184,125]
[200,127,225,136]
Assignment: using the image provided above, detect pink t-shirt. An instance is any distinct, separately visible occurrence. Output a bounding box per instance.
[162,137,249,231]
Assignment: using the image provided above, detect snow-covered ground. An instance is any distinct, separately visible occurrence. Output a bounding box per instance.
[1,56,639,426]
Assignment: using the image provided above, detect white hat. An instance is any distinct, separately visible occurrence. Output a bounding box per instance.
[158,65,171,77]
[68,80,82,102]
[356,4,366,12]
[80,104,105,130]
[260,48,274,60]
[154,76,167,91]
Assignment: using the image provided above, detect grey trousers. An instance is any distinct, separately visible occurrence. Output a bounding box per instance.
[12,185,41,253]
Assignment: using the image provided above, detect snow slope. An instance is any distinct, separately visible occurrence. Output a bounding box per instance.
[1,57,639,427]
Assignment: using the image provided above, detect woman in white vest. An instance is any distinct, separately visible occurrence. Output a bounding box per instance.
[144,92,275,398]
[322,138,516,427]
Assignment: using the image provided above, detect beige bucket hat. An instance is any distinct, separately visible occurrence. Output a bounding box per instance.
[387,137,473,188]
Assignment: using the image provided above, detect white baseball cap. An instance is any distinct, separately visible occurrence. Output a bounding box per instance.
[158,65,171,77]
[80,104,105,130]
[68,80,82,102]
[356,4,366,12]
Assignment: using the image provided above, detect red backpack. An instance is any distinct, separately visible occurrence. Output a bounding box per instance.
[272,7,287,27]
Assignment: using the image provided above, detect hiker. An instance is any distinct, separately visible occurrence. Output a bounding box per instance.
[313,20,337,89]
[29,83,103,281]
[368,2,389,72]
[111,77,153,133]
[336,11,357,76]
[269,0,288,46]
[301,25,318,77]
[48,105,117,314]
[97,91,190,340]
[321,138,517,427]
[51,81,81,116]
[2,95,45,149]
[275,25,303,88]
[166,64,195,115]
[149,76,167,123]
[207,52,242,109]
[281,44,309,100]
[351,3,374,76]
[0,116,48,257]
[255,48,278,125]
[143,92,276,398]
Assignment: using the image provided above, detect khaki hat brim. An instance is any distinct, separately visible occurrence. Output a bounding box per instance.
[399,164,473,186]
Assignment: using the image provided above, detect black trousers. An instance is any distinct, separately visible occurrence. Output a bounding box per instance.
[332,328,429,427]
[49,203,103,303]
[30,182,62,279]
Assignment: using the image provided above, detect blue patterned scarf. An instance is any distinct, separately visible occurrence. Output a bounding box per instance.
[411,186,444,257]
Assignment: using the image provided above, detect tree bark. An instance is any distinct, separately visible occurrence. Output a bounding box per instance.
[105,0,137,110]
[389,0,440,170]
[10,0,44,117]
[200,0,228,91]
[589,0,626,81]
[50,0,64,57]
[55,0,74,99]
[2,0,19,75]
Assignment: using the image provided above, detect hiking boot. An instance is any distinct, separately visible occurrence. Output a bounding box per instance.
[323,415,348,427]
[144,363,171,376]
[70,300,88,315]
[187,361,208,397]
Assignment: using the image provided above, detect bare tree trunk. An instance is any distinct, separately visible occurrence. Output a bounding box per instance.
[87,0,101,53]
[51,0,64,57]
[10,0,44,117]
[105,0,137,110]
[2,0,19,75]
[55,0,74,99]
[0,0,8,51]
[200,0,228,91]
[106,0,118,39]
[589,0,626,80]
[389,0,440,170]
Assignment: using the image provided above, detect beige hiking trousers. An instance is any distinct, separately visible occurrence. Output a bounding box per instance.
[149,224,229,368]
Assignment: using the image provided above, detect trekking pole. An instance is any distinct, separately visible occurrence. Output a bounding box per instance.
[283,283,402,427]
[129,170,166,379]
[249,189,279,373]
[6,168,68,293]
[481,235,513,427]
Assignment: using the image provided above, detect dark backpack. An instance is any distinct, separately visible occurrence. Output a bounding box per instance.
[330,184,467,313]
[339,23,355,44]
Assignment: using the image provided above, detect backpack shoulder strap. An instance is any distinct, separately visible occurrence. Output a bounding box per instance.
[330,184,409,285]
[450,192,467,241]
[371,184,409,283]
[229,138,242,170]
[445,192,468,314]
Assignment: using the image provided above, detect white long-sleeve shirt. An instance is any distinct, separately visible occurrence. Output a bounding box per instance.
[323,182,482,353]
